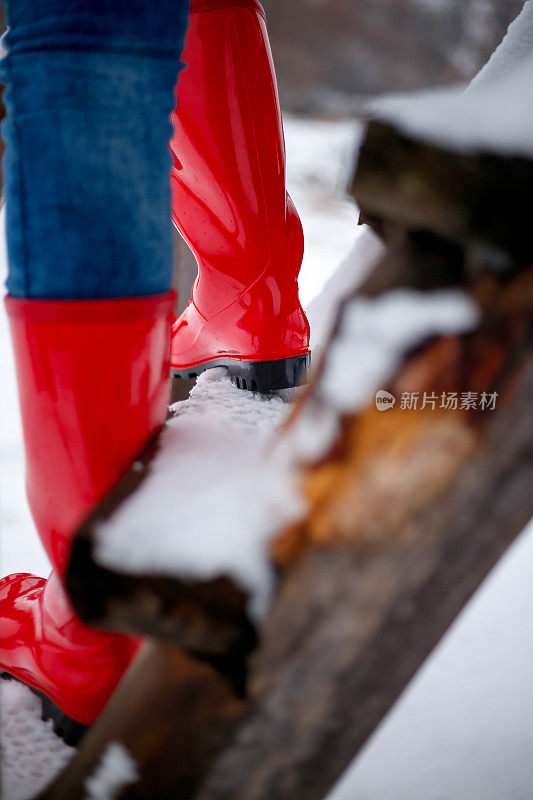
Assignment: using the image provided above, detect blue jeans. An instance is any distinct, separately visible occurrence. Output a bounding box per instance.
[2,0,189,299]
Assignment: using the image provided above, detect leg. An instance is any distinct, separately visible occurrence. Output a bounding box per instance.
[0,0,189,737]
[169,0,310,391]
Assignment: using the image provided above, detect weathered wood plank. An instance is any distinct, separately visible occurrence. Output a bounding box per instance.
[353,120,533,267]
[192,276,533,800]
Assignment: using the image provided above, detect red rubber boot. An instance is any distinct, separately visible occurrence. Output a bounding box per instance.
[0,294,174,739]
[170,0,310,392]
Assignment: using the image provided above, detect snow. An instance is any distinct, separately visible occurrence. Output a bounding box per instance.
[0,680,74,800]
[306,226,384,354]
[375,61,533,158]
[325,521,533,800]
[94,371,303,619]
[373,2,533,158]
[471,0,533,88]
[282,397,340,465]
[85,742,139,800]
[284,115,362,308]
[285,289,479,468]
[317,289,478,414]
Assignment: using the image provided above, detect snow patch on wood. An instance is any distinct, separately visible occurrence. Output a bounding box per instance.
[85,742,139,800]
[94,286,477,618]
[283,290,479,475]
[318,289,479,413]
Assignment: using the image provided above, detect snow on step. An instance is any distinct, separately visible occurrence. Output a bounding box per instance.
[91,231,383,623]
[372,0,533,158]
[94,370,305,619]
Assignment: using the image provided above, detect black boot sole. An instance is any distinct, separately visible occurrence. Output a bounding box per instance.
[172,352,311,392]
[1,672,89,747]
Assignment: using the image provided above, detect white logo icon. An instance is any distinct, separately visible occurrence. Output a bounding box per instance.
[375,390,396,411]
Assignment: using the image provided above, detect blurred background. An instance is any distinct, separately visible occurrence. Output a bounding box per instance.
[0,1,524,115]
[173,0,525,312]
[0,1,524,310]
[263,0,523,114]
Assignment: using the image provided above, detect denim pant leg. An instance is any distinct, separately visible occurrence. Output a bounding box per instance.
[1,0,189,299]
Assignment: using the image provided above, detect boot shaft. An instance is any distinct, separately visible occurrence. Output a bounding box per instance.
[5,294,174,574]
[170,0,300,319]
[169,0,310,378]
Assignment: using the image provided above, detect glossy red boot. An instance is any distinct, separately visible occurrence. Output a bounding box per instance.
[170,0,310,392]
[0,293,174,736]
[0,573,139,743]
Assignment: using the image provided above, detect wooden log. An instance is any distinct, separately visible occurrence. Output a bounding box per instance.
[353,120,533,269]
[192,267,533,800]
[275,266,533,561]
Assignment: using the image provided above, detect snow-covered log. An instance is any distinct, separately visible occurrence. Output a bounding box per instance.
[44,7,533,799]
